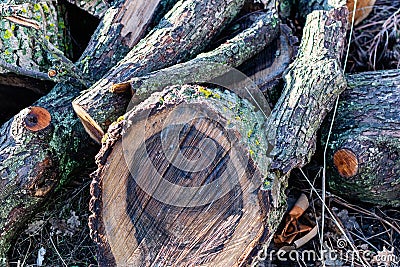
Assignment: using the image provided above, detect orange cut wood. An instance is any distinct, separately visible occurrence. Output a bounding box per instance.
[333,148,359,178]
[23,106,51,132]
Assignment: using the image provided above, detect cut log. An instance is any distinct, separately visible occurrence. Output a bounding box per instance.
[110,11,279,105]
[263,7,348,208]
[0,0,170,258]
[89,84,277,266]
[72,0,247,142]
[324,69,400,207]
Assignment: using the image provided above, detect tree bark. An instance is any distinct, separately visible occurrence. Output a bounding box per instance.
[0,0,171,257]
[109,11,279,110]
[72,0,247,143]
[64,0,110,18]
[263,7,348,209]
[89,84,276,266]
[0,73,54,95]
[324,69,400,207]
[238,24,297,106]
[0,1,70,77]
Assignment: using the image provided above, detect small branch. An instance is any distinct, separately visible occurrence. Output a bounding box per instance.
[0,57,50,81]
[2,15,92,87]
[111,11,280,104]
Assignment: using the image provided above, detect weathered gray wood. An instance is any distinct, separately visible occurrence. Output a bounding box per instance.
[89,84,275,266]
[324,69,400,207]
[72,0,247,143]
[263,7,348,208]
[239,24,297,105]
[0,0,172,258]
[110,11,279,105]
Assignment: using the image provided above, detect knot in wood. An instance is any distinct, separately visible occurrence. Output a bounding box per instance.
[47,69,57,78]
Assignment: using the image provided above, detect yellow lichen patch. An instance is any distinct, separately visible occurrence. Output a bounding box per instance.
[117,116,125,123]
[101,133,109,144]
[249,149,255,157]
[3,29,13,39]
[198,86,213,98]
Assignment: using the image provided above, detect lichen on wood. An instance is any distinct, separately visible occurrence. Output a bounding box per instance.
[73,0,247,143]
[0,0,171,258]
[89,84,275,266]
[0,1,70,76]
[65,0,110,18]
[112,10,280,104]
[324,69,400,207]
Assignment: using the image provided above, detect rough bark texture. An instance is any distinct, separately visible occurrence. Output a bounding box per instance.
[263,7,348,209]
[65,0,110,18]
[72,0,247,143]
[325,69,400,207]
[288,0,374,25]
[0,0,171,257]
[89,84,277,266]
[112,11,279,106]
[0,1,70,75]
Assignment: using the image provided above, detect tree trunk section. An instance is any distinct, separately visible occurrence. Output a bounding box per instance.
[325,69,400,207]
[72,0,246,142]
[0,0,170,258]
[263,7,348,208]
[89,84,277,266]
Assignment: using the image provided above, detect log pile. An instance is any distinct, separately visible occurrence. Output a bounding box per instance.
[0,0,398,265]
[0,0,176,257]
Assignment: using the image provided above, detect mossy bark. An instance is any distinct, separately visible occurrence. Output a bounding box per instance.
[0,1,70,77]
[0,0,171,258]
[64,0,110,18]
[324,69,400,207]
[72,0,247,143]
[111,11,280,109]
[263,7,348,211]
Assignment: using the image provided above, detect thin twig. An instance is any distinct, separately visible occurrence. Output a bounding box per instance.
[321,1,358,264]
[49,234,68,267]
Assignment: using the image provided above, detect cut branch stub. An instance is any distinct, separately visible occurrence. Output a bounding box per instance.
[89,85,278,266]
[325,69,400,206]
[23,106,51,132]
[333,149,358,178]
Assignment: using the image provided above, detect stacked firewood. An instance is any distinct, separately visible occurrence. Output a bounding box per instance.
[0,0,398,265]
